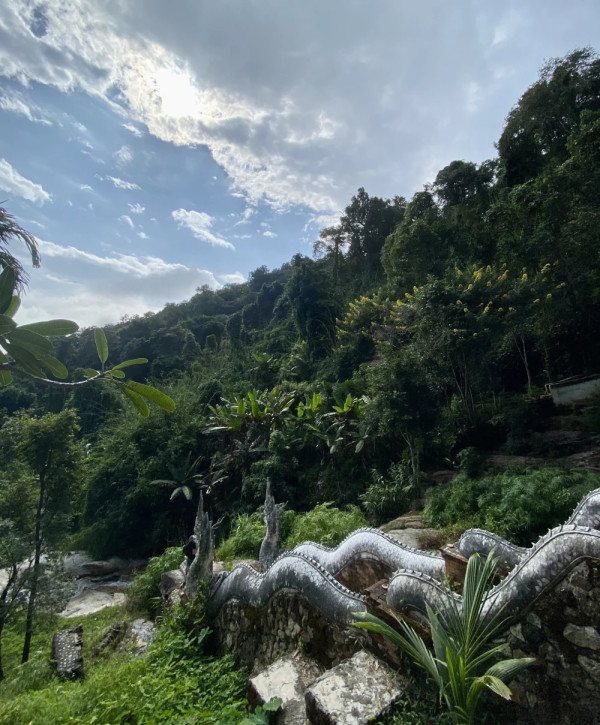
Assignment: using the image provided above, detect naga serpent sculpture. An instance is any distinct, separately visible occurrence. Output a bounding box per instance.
[293,528,445,580]
[185,492,214,599]
[207,552,366,624]
[387,524,600,623]
[202,485,600,628]
[457,487,600,568]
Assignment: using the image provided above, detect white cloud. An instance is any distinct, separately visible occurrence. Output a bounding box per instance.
[262,230,277,238]
[137,230,149,239]
[0,158,52,204]
[113,144,133,165]
[106,175,141,190]
[119,214,134,228]
[128,202,145,214]
[122,122,144,137]
[0,0,596,217]
[79,184,94,192]
[218,272,246,285]
[172,208,235,250]
[234,206,256,226]
[0,90,52,125]
[17,239,222,327]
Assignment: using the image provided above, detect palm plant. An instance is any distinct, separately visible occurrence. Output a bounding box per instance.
[150,452,202,501]
[354,552,534,724]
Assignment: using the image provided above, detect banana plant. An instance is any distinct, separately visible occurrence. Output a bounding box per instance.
[0,266,174,416]
[354,552,534,724]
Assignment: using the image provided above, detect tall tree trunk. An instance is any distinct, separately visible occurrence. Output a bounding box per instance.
[515,334,532,396]
[21,464,47,664]
[0,563,18,680]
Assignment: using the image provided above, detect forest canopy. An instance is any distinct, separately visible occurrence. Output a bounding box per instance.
[1,48,599,560]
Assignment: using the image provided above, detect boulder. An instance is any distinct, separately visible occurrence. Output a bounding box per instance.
[248,652,322,724]
[160,568,185,601]
[129,618,156,655]
[305,650,407,725]
[52,625,84,679]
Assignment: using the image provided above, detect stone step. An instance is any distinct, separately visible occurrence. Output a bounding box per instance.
[248,649,407,725]
[305,650,407,725]
[247,652,322,725]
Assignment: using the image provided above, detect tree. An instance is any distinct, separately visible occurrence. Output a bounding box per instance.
[0,208,40,291]
[0,410,83,663]
[498,48,600,186]
[0,519,31,679]
[0,207,175,416]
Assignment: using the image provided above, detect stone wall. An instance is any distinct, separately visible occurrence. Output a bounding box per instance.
[212,589,367,673]
[211,562,600,724]
[499,561,600,725]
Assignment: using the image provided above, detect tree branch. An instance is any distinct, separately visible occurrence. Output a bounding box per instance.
[0,364,106,388]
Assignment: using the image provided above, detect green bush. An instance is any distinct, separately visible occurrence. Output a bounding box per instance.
[284,503,367,549]
[423,467,600,544]
[360,462,417,524]
[215,510,267,562]
[126,546,184,617]
[215,503,368,561]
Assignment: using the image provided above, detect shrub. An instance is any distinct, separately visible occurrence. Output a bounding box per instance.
[284,503,367,549]
[361,462,417,524]
[215,511,266,562]
[215,502,368,561]
[126,546,184,617]
[423,467,600,544]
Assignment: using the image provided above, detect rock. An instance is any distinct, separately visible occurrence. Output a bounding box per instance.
[60,588,126,618]
[91,621,126,657]
[63,553,145,579]
[385,527,445,551]
[577,654,600,683]
[129,618,156,655]
[160,568,185,601]
[53,625,84,679]
[248,652,322,724]
[305,650,407,725]
[564,623,600,650]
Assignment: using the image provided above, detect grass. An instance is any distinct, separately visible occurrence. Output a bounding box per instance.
[0,600,248,724]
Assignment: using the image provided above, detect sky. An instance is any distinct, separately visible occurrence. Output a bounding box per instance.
[0,1,599,329]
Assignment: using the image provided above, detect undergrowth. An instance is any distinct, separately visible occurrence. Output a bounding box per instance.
[215,502,367,561]
[423,467,600,544]
[0,589,248,724]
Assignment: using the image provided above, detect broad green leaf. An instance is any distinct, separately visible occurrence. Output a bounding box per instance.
[479,674,512,700]
[355,438,364,453]
[262,698,283,712]
[4,296,20,318]
[111,357,148,371]
[0,314,16,336]
[3,342,44,377]
[486,657,535,683]
[83,368,100,379]
[108,369,126,379]
[7,327,52,353]
[0,267,17,314]
[94,327,109,365]
[36,352,68,379]
[126,381,176,411]
[20,319,78,336]
[123,387,149,417]
[0,369,12,385]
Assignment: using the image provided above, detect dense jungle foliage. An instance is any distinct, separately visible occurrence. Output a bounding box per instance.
[2,49,600,566]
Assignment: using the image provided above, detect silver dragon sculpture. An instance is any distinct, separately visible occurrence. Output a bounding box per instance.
[195,483,600,629]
